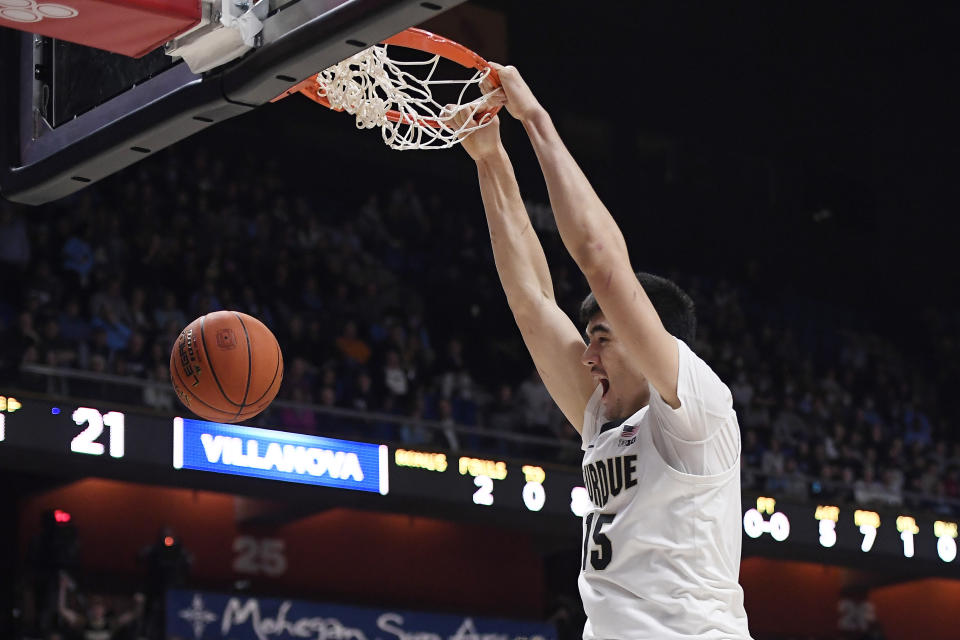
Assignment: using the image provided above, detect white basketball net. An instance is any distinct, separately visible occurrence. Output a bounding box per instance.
[316,43,498,150]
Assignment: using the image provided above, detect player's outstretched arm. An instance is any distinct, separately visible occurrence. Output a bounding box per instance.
[451,106,596,433]
[493,65,681,408]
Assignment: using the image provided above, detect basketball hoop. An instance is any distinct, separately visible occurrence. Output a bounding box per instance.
[273,28,502,150]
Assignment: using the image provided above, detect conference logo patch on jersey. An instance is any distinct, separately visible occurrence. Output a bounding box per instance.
[618,423,639,446]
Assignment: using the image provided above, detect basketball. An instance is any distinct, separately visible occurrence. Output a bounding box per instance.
[169,311,284,423]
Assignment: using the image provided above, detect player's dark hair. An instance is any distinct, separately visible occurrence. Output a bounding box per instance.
[578,272,696,344]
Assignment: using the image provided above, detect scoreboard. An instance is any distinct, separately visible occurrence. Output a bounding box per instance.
[0,394,585,526]
[0,394,957,576]
[740,495,958,569]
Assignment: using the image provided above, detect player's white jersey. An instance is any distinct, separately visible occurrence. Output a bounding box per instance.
[578,338,751,640]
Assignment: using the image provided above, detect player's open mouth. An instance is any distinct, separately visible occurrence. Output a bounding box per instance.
[600,379,610,397]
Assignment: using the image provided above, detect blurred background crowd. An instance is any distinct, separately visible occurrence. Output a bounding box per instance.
[1,146,957,519]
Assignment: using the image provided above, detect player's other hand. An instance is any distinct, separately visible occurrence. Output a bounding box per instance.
[445,103,503,162]
[489,63,544,123]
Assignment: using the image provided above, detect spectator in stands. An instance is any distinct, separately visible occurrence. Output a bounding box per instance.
[283,386,320,434]
[282,357,315,401]
[283,314,312,364]
[854,466,888,506]
[931,439,951,472]
[781,458,808,501]
[436,397,460,451]
[812,464,840,501]
[771,397,805,445]
[740,430,763,490]
[348,371,377,413]
[118,332,150,378]
[403,333,431,387]
[824,422,845,462]
[128,286,153,334]
[15,311,41,357]
[89,307,130,354]
[90,280,131,327]
[485,384,522,433]
[61,223,95,288]
[437,338,470,399]
[153,292,186,335]
[58,298,92,345]
[335,320,372,367]
[37,318,77,367]
[881,469,904,507]
[944,466,960,500]
[383,349,411,401]
[58,574,144,640]
[836,467,857,503]
[27,262,62,310]
[516,369,556,438]
[189,278,222,318]
[881,437,906,473]
[399,395,432,446]
[143,363,175,412]
[301,275,324,312]
[730,369,754,412]
[762,439,786,490]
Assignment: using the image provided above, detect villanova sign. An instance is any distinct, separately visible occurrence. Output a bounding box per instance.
[167,590,556,640]
[173,418,388,494]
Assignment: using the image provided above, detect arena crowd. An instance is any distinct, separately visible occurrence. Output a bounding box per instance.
[0,148,957,517]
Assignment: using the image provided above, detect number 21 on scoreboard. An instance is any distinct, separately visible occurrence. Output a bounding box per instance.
[71,407,125,458]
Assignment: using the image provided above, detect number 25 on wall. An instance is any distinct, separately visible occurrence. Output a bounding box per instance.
[232,536,288,577]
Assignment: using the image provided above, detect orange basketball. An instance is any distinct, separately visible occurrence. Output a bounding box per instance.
[169,311,283,423]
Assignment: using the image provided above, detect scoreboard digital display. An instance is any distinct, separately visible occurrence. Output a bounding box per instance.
[1,394,957,575]
[173,417,389,494]
[740,495,958,567]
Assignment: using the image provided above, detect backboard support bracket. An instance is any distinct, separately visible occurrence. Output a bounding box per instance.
[0,0,466,205]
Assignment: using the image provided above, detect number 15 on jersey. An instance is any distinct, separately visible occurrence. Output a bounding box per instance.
[582,512,616,570]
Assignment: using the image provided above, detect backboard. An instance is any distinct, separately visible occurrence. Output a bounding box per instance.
[0,0,467,205]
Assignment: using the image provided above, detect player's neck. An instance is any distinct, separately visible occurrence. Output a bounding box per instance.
[606,398,650,427]
[625,389,654,418]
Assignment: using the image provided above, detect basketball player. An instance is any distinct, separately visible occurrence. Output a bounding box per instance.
[451,65,752,639]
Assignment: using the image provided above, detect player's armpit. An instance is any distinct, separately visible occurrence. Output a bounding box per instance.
[648,339,740,475]
[649,339,734,441]
[511,298,596,434]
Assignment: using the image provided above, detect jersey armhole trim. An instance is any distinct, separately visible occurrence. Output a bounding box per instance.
[650,433,742,485]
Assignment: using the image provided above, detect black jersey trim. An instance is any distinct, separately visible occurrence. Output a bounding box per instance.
[599,420,622,434]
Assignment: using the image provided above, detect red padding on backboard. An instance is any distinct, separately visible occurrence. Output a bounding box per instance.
[0,0,201,58]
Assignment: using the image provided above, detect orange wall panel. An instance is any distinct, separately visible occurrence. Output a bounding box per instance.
[18,479,544,617]
[741,557,846,636]
[870,578,960,640]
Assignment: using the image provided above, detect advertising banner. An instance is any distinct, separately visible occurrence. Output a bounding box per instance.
[173,418,388,494]
[166,589,556,640]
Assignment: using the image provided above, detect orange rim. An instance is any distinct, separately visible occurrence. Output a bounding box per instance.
[271,27,501,128]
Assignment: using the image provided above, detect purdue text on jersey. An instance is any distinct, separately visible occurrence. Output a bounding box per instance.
[582,454,638,508]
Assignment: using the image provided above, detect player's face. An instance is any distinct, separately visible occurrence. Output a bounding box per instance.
[581,313,650,422]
